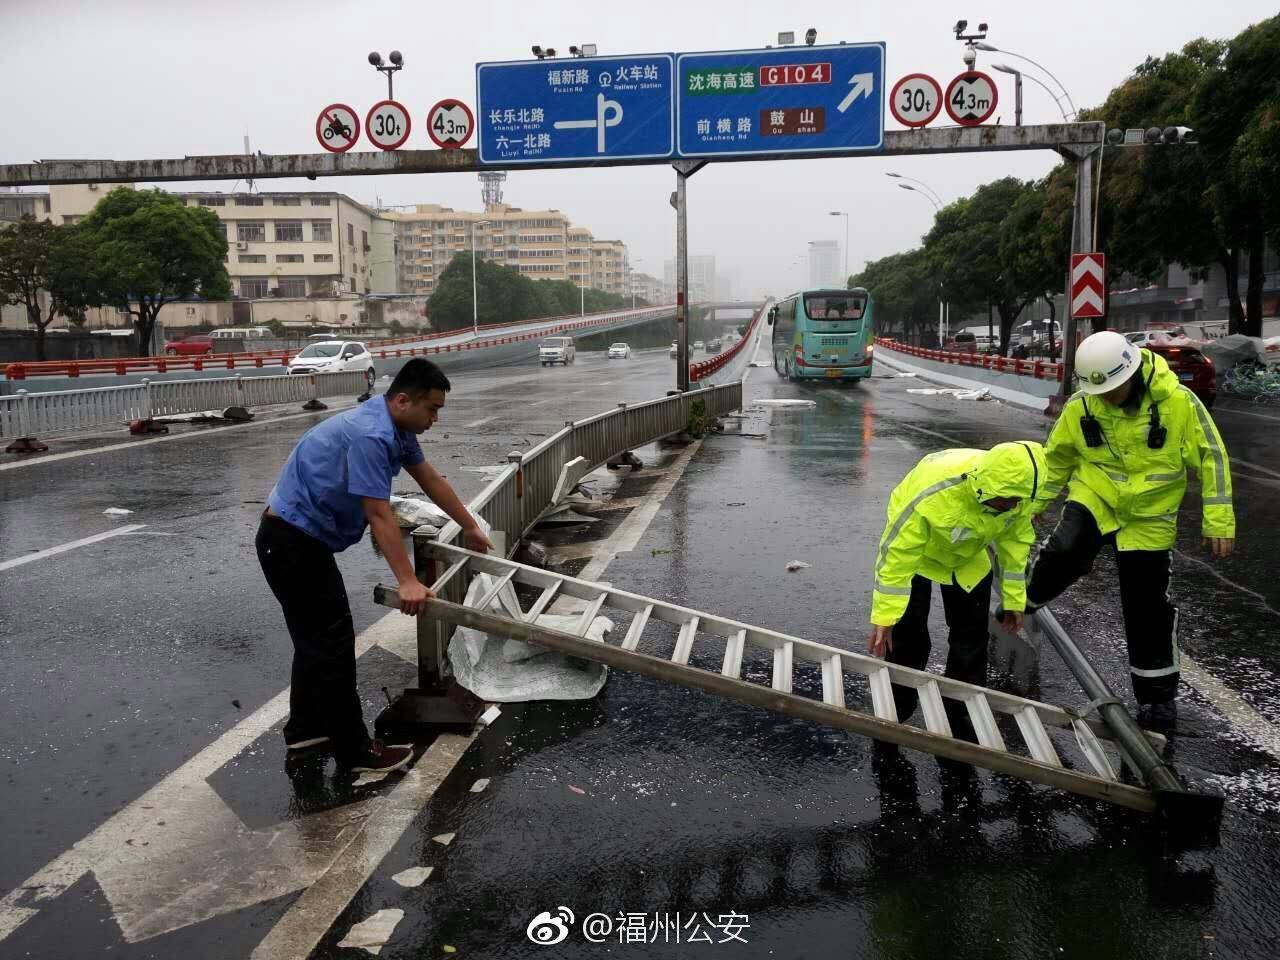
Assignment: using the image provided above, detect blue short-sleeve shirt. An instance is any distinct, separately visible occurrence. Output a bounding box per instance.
[268,395,425,551]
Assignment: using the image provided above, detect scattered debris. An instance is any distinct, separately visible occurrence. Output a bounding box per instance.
[907,387,994,401]
[479,705,503,727]
[515,540,548,568]
[785,560,811,572]
[392,867,434,888]
[607,451,644,471]
[755,399,816,408]
[231,699,241,709]
[727,502,747,507]
[470,778,490,793]
[103,507,134,516]
[569,784,587,795]
[461,464,511,478]
[338,909,404,956]
[432,832,456,847]
[353,772,389,787]
[651,548,674,557]
[535,506,599,527]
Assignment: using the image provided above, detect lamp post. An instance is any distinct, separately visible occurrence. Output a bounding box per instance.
[828,211,849,287]
[889,178,946,344]
[991,64,1023,126]
[367,51,404,99]
[884,172,944,210]
[470,219,490,337]
[971,42,1076,120]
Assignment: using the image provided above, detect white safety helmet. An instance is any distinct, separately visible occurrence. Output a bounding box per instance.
[1074,331,1143,395]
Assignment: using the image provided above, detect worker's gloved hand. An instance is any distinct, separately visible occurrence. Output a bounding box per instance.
[464,525,495,554]
[998,610,1024,634]
[1202,537,1234,559]
[869,624,893,658]
[397,579,435,616]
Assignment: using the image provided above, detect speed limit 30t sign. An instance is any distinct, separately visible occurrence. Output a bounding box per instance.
[366,99,412,150]
[889,74,942,128]
[427,98,475,149]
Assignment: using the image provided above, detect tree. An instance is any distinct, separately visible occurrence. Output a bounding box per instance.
[0,218,92,361]
[1001,178,1068,352]
[926,178,1046,354]
[852,249,938,343]
[79,189,230,356]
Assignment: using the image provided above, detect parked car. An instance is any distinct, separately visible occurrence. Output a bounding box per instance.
[607,342,632,359]
[945,331,979,353]
[539,336,576,366]
[669,341,679,358]
[1146,342,1216,407]
[288,340,376,390]
[308,331,340,340]
[1124,327,1187,349]
[164,335,214,356]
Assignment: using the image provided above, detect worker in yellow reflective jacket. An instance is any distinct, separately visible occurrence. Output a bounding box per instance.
[870,441,1048,728]
[1027,331,1235,728]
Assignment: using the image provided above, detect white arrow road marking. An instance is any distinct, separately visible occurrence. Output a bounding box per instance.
[838,73,875,113]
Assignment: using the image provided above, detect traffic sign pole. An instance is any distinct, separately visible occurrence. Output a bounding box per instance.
[1059,147,1101,405]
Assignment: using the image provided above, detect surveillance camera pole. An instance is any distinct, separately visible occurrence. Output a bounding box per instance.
[672,159,707,392]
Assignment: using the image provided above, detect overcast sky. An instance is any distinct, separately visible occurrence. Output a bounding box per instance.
[2,0,1275,298]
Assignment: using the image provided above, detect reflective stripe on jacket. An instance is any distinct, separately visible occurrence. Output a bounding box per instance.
[1042,349,1234,550]
[871,442,1046,626]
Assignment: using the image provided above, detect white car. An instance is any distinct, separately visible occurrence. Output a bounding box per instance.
[289,340,376,390]
[539,336,576,366]
[693,340,705,351]
[607,342,632,359]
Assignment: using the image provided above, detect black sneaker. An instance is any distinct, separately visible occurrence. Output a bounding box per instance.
[341,740,413,773]
[285,734,332,753]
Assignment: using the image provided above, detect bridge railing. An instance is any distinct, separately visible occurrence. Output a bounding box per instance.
[875,338,1064,382]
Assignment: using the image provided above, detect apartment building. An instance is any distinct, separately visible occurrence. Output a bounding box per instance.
[591,240,629,296]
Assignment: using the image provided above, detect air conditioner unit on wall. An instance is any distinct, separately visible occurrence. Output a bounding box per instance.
[236,241,249,250]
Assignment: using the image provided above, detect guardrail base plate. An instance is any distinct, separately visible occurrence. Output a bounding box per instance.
[5,437,48,454]
[374,682,485,739]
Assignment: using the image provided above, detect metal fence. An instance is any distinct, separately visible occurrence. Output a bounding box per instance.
[440,381,743,552]
[0,370,369,443]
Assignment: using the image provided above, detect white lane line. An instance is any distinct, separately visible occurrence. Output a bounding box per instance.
[462,416,495,429]
[0,400,360,473]
[0,611,411,945]
[1230,456,1280,480]
[0,524,147,571]
[1215,406,1280,424]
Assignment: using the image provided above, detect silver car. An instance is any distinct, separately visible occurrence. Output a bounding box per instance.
[539,337,576,366]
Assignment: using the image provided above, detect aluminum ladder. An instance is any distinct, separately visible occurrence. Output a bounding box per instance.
[376,541,1174,814]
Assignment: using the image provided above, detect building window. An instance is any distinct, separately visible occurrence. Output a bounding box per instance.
[198,197,225,207]
[312,220,332,242]
[314,253,334,263]
[274,196,301,206]
[239,277,269,298]
[274,221,304,242]
[276,278,306,297]
[238,254,267,264]
[234,196,264,206]
[237,222,265,242]
[276,254,304,263]
[347,223,355,246]
[361,230,369,250]
[310,197,331,206]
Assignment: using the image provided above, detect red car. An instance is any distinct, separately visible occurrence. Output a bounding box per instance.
[164,335,214,356]
[1146,342,1216,407]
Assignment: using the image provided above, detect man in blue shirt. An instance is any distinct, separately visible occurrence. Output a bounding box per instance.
[257,358,492,773]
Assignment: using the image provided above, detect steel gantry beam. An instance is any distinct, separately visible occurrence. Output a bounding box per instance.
[0,124,1104,187]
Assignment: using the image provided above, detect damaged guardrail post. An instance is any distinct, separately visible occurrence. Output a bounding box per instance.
[302,373,326,411]
[1031,606,1224,846]
[4,389,48,454]
[128,378,168,435]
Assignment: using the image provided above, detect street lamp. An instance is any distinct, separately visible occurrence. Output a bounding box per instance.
[884,172,944,209]
[367,50,404,99]
[471,219,490,336]
[897,182,942,212]
[828,211,849,287]
[991,64,1023,126]
[972,42,1076,120]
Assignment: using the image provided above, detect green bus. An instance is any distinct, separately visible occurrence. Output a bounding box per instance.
[769,287,875,382]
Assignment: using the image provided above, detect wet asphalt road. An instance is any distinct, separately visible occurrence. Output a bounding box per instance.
[4,346,1280,958]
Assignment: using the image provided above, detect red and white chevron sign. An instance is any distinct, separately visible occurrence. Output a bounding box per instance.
[1071,253,1106,319]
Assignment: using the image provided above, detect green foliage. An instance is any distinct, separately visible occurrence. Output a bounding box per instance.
[0,217,93,359]
[852,248,937,341]
[79,188,231,355]
[265,318,287,338]
[426,253,630,331]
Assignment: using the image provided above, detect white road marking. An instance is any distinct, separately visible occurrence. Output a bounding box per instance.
[0,524,147,572]
[1215,406,1280,424]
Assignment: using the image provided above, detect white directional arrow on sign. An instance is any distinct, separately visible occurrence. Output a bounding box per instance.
[838,73,875,113]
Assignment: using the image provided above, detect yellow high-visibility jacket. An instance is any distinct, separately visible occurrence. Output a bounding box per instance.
[1041,349,1234,549]
[871,442,1047,626]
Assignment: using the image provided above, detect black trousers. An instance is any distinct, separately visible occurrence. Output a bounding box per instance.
[888,571,993,731]
[256,513,370,760]
[1026,502,1179,704]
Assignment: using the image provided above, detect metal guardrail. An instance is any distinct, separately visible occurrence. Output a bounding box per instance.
[876,338,1065,382]
[436,381,743,553]
[689,301,771,383]
[0,370,368,446]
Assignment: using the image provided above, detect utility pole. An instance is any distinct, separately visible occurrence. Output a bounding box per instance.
[671,160,705,392]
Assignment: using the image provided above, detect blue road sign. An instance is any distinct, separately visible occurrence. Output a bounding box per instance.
[676,44,885,158]
[476,54,675,165]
